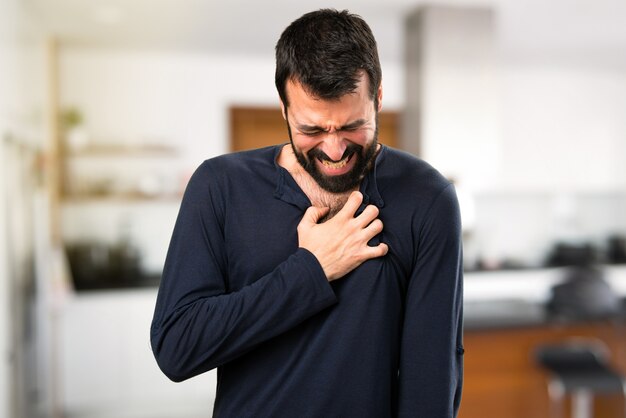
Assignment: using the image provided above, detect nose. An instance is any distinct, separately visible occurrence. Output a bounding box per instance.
[320,133,347,161]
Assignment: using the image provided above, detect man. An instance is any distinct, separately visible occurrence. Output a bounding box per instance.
[151,9,463,417]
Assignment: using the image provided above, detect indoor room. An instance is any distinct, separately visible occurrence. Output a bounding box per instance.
[2,0,626,417]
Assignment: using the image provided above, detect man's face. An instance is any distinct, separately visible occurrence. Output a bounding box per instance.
[282,73,382,194]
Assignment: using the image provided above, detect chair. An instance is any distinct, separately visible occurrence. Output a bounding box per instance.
[535,338,626,418]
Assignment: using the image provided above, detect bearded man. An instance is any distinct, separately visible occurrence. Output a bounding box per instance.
[151,9,464,418]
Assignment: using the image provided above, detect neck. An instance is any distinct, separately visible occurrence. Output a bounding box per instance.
[278,145,355,220]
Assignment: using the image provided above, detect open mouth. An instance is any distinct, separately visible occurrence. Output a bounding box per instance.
[319,153,353,169]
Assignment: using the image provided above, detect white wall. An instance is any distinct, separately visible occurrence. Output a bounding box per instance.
[407,5,626,195]
[495,0,626,193]
[464,63,626,266]
[0,60,11,418]
[403,5,626,268]
[419,7,501,191]
[1,0,48,417]
[499,64,626,193]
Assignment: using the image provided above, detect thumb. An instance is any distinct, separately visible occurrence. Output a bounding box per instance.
[301,206,330,225]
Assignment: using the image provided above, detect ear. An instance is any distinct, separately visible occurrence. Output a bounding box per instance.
[279,100,287,120]
[376,83,383,112]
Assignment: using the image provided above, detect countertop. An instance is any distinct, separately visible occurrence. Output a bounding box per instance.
[463,264,626,330]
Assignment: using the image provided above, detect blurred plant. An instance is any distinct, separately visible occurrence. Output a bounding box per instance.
[60,107,89,151]
[60,107,84,130]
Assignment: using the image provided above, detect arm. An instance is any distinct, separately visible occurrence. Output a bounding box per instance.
[150,162,337,382]
[397,183,464,417]
[150,163,386,382]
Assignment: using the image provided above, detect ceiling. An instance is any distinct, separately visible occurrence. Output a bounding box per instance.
[23,0,626,67]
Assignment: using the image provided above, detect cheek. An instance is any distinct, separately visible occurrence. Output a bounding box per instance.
[293,136,317,158]
[345,130,375,147]
[292,136,321,156]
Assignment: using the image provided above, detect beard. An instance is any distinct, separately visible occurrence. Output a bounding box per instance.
[287,115,379,194]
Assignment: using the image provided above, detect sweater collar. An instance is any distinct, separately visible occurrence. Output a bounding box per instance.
[273,144,385,211]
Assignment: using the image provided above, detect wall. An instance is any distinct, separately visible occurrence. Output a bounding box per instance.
[403,5,626,268]
[496,0,626,192]
[465,63,626,266]
[0,46,11,418]
[497,2,626,193]
[0,0,48,417]
[499,64,626,193]
[405,5,626,194]
[474,12,626,264]
[413,7,501,191]
[1,1,24,415]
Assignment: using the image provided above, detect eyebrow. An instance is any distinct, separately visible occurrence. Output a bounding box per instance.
[296,119,368,133]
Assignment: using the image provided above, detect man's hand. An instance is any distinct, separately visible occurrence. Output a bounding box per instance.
[297,191,389,281]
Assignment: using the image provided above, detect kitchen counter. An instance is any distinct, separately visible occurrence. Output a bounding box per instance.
[461,267,626,418]
[464,299,547,330]
[463,265,626,330]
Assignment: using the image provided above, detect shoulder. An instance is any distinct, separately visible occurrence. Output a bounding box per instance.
[202,145,279,176]
[189,145,279,187]
[378,147,461,241]
[184,145,279,201]
[376,146,452,200]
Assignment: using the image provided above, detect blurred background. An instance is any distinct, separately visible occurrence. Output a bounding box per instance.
[1,0,626,417]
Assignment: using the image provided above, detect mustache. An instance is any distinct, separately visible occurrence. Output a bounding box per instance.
[307,143,362,162]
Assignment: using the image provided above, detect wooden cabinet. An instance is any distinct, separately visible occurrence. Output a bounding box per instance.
[460,322,626,418]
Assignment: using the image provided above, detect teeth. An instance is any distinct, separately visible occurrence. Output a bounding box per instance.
[321,156,349,169]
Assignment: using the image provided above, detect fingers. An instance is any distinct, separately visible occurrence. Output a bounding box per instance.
[356,218,384,253]
[337,191,363,219]
[355,241,389,267]
[300,205,330,226]
[364,218,384,236]
[335,191,381,229]
[297,193,388,281]
[368,242,389,258]
[356,204,380,228]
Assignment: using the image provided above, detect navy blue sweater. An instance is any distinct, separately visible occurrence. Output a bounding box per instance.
[151,145,464,417]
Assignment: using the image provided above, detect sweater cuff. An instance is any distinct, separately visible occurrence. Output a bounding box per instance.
[294,247,337,305]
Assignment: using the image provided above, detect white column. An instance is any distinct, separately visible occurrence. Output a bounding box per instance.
[403,6,500,192]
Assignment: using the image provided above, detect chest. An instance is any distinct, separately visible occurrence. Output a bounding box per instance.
[221,186,413,300]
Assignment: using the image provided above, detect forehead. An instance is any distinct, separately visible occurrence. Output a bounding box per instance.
[286,72,371,104]
[285,75,374,124]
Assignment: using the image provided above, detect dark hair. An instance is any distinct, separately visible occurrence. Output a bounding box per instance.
[275,9,382,108]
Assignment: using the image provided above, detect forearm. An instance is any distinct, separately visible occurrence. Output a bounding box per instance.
[397,294,463,417]
[151,248,336,382]
[398,183,464,417]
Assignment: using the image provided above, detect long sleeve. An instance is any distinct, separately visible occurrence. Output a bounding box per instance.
[150,161,337,382]
[397,183,464,417]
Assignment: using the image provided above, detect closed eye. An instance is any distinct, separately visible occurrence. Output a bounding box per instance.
[301,130,324,137]
[340,119,368,132]
[295,119,368,136]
